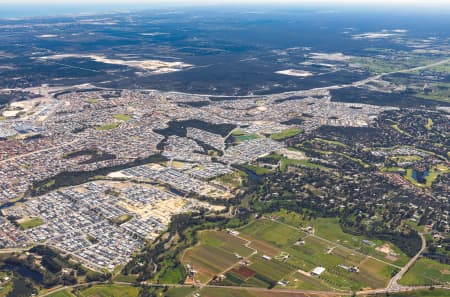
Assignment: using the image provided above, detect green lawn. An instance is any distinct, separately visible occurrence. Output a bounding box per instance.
[399,258,450,286]
[425,118,434,130]
[0,273,13,297]
[113,114,132,121]
[242,165,272,175]
[234,134,260,142]
[231,129,246,136]
[294,147,369,169]
[215,170,245,189]
[96,123,120,131]
[271,128,301,141]
[78,285,140,297]
[158,265,186,284]
[46,290,76,297]
[381,167,406,173]
[389,122,413,137]
[19,217,44,229]
[390,155,423,163]
[86,98,98,104]
[313,138,347,148]
[110,214,133,225]
[113,273,138,283]
[335,152,370,168]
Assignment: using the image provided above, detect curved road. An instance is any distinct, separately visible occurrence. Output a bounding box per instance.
[386,233,427,291]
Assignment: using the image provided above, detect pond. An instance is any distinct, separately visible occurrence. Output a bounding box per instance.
[411,169,429,184]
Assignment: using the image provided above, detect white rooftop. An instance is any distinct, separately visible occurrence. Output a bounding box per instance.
[311,266,326,276]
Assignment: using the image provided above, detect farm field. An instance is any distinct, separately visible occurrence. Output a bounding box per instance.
[190,217,401,292]
[199,287,349,297]
[181,230,255,283]
[398,258,450,286]
[378,289,450,297]
[165,287,196,297]
[270,211,410,266]
[238,219,398,291]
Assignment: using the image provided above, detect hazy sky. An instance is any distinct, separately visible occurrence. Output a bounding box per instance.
[1,0,449,18]
[0,0,449,5]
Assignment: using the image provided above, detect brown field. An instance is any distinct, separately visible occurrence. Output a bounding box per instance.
[232,266,257,279]
[244,238,282,256]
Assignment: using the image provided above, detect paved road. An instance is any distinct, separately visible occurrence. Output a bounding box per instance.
[0,247,30,253]
[386,233,427,291]
[39,280,450,297]
[358,285,450,296]
[0,139,79,164]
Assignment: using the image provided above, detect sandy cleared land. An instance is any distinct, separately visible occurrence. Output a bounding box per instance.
[376,243,394,254]
[309,52,351,61]
[37,34,58,38]
[276,69,313,77]
[40,54,193,74]
[278,148,307,160]
[108,171,128,178]
[352,30,406,40]
[2,97,56,120]
[300,61,335,68]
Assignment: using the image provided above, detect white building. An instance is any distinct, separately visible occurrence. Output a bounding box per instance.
[311,266,326,277]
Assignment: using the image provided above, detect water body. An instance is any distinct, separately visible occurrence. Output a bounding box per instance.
[238,167,262,182]
[411,169,429,184]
